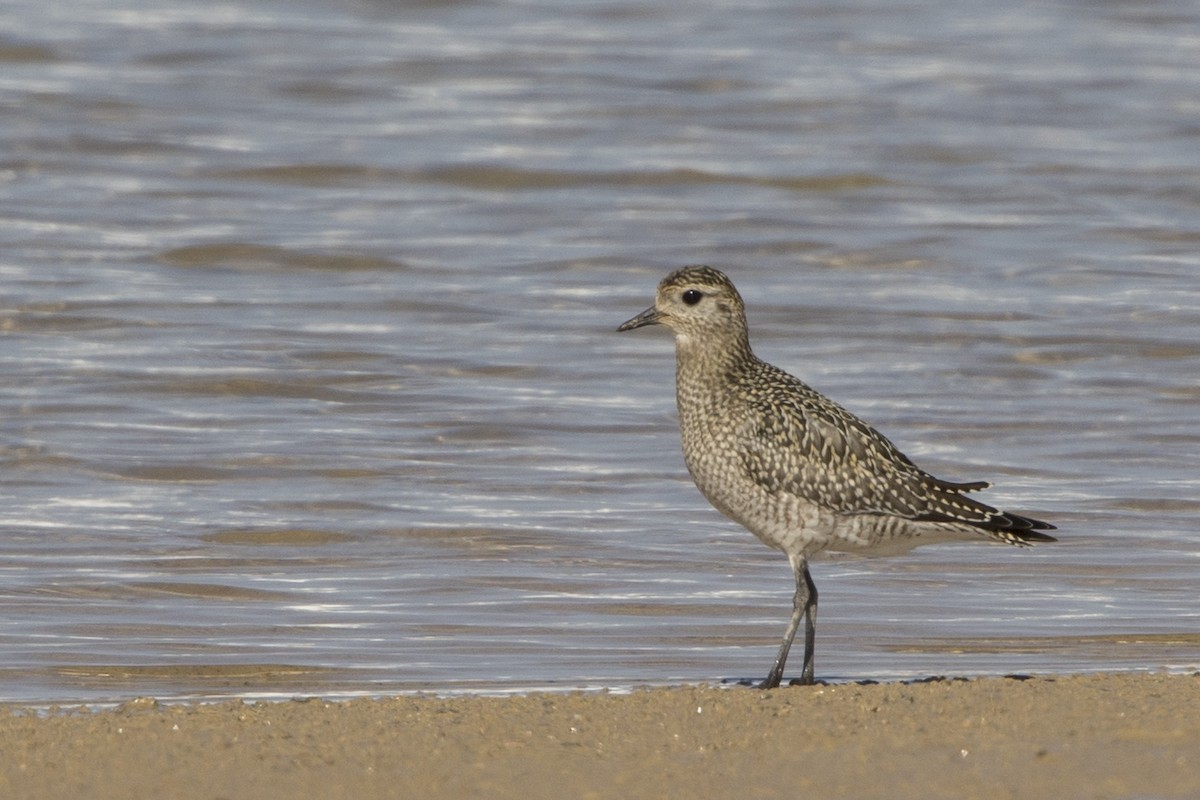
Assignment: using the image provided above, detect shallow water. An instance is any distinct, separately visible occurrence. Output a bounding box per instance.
[1,0,1198,703]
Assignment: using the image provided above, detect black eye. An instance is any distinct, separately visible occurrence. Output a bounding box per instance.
[682,289,703,306]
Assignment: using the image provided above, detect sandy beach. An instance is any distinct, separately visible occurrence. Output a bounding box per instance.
[1,672,1195,799]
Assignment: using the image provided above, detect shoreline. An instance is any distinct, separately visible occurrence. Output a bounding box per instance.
[2,672,1197,799]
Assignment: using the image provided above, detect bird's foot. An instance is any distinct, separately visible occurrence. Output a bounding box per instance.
[787,676,825,687]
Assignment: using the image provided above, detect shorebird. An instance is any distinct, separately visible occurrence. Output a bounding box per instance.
[618,265,1056,687]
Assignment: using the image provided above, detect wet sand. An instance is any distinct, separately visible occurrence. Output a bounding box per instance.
[2,673,1196,799]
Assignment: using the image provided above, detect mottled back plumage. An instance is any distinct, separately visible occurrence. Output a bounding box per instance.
[619,264,1056,687]
[732,358,1048,543]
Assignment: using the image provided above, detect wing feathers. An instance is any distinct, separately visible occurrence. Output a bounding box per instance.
[736,362,1054,543]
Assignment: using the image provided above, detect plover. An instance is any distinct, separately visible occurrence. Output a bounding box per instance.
[618,265,1056,687]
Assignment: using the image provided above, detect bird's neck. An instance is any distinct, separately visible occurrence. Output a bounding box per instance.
[673,330,754,395]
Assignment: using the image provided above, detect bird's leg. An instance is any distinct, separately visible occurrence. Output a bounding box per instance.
[759,555,818,688]
[798,560,817,685]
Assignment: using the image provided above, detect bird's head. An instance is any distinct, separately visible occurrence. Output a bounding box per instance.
[617,265,748,350]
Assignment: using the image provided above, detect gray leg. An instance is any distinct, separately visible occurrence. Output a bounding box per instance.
[798,561,817,685]
[759,555,817,689]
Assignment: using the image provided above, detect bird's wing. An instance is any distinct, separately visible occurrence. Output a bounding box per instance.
[735,366,1007,526]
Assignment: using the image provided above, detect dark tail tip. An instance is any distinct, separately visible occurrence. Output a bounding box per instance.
[1000,512,1057,543]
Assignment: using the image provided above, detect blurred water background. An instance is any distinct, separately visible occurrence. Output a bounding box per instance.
[1,0,1198,703]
